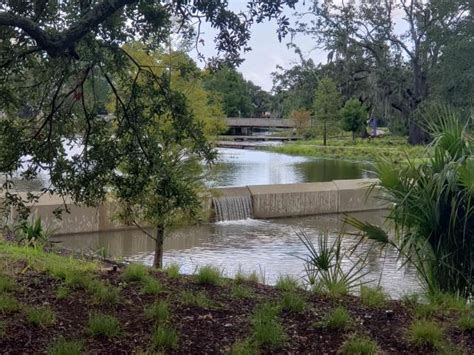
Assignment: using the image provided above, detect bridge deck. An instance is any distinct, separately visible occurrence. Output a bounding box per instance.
[226,118,294,128]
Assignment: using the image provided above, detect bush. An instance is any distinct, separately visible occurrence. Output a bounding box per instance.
[26,306,56,327]
[145,301,170,323]
[275,275,299,292]
[14,217,53,247]
[47,338,83,355]
[196,265,222,286]
[0,294,19,314]
[123,263,148,282]
[86,313,121,338]
[280,292,305,313]
[360,286,388,308]
[151,325,178,350]
[323,307,351,330]
[340,335,378,355]
[252,303,285,347]
[407,319,443,348]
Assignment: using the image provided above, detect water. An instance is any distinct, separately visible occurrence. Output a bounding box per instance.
[212,195,253,221]
[52,211,422,298]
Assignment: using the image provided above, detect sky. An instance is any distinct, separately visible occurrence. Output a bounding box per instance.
[189,1,324,92]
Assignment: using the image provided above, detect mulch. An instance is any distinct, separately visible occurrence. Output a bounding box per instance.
[0,265,472,354]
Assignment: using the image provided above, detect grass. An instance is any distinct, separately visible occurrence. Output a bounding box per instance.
[123,263,149,282]
[275,275,299,292]
[151,325,178,350]
[280,291,305,313]
[231,284,253,299]
[230,338,257,355]
[164,263,180,278]
[26,306,56,327]
[234,269,260,284]
[87,280,120,305]
[458,313,474,331]
[0,320,5,338]
[360,286,388,308]
[63,270,94,290]
[312,280,349,298]
[86,313,121,338]
[0,274,15,293]
[180,291,214,308]
[144,301,170,323]
[47,337,83,355]
[0,294,19,314]
[55,285,71,300]
[195,265,222,286]
[339,335,379,355]
[402,292,468,318]
[251,303,285,348]
[407,319,444,348]
[321,307,352,330]
[141,276,164,295]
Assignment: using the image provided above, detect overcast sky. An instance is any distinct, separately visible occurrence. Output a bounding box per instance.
[190,1,323,92]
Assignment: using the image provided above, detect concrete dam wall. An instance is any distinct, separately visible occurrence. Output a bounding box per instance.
[211,179,389,220]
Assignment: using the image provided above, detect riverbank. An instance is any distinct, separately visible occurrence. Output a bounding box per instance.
[0,242,472,354]
[262,136,426,163]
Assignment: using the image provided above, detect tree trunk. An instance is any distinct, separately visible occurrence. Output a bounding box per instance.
[153,224,165,268]
[323,121,327,146]
[352,131,355,143]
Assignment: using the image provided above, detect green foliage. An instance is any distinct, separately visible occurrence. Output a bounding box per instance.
[231,285,253,299]
[165,263,181,278]
[26,306,56,328]
[15,217,53,248]
[251,303,285,348]
[47,338,83,355]
[145,301,170,323]
[150,325,178,350]
[339,335,379,355]
[141,277,164,295]
[275,275,299,292]
[322,307,352,330]
[180,291,213,308]
[0,274,15,293]
[360,286,388,308]
[280,292,305,313]
[0,320,5,338]
[87,281,120,305]
[340,98,367,141]
[63,271,94,290]
[55,286,71,300]
[346,108,473,297]
[457,313,474,331]
[313,78,342,145]
[234,269,259,284]
[0,294,19,314]
[123,263,149,282]
[407,320,444,348]
[230,338,257,355]
[195,265,222,286]
[86,314,121,338]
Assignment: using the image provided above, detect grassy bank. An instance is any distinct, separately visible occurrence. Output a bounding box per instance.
[0,242,472,354]
[262,136,426,163]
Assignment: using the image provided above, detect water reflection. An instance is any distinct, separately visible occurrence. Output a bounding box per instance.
[52,211,422,298]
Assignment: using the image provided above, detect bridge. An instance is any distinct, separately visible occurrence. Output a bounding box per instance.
[225,118,294,128]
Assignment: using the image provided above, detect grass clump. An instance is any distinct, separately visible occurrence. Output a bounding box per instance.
[407,319,443,348]
[275,275,299,292]
[0,294,19,314]
[322,307,351,330]
[312,280,349,298]
[180,291,213,308]
[339,335,379,355]
[234,269,259,284]
[123,263,148,282]
[280,292,305,313]
[55,286,71,300]
[86,313,121,338]
[230,338,257,355]
[145,301,170,323]
[196,265,222,286]
[87,281,120,305]
[141,277,163,295]
[47,337,83,355]
[0,320,5,338]
[457,313,474,331]
[151,325,178,350]
[360,286,388,308]
[251,303,285,348]
[164,263,180,278]
[0,274,15,293]
[26,306,56,327]
[231,285,253,299]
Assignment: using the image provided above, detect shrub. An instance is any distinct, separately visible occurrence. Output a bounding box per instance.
[86,313,121,338]
[275,275,299,292]
[151,325,178,350]
[165,263,180,278]
[26,306,56,327]
[323,307,351,330]
[141,277,163,295]
[0,274,15,293]
[457,313,474,331]
[0,294,19,314]
[339,335,379,355]
[360,286,388,308]
[180,291,213,308]
[145,301,170,323]
[280,292,305,313]
[196,265,222,286]
[47,338,83,355]
[15,217,53,247]
[407,319,443,348]
[251,303,285,347]
[123,263,148,282]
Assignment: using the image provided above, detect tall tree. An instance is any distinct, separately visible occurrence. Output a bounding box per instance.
[313,78,342,146]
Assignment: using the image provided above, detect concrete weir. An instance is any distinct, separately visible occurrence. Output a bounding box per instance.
[212,179,389,220]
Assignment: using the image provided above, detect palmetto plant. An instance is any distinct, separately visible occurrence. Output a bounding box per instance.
[15,217,53,248]
[346,106,473,297]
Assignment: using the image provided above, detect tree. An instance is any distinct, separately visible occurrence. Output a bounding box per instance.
[290,110,311,135]
[313,78,342,146]
[340,98,367,143]
[0,1,298,263]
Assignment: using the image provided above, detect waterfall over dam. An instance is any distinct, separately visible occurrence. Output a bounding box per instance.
[212,195,253,222]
